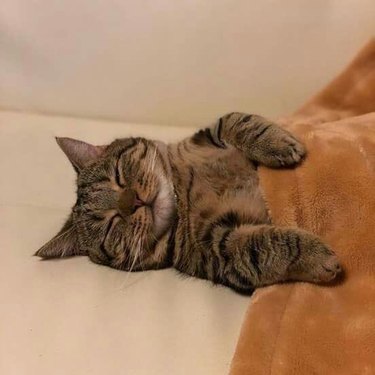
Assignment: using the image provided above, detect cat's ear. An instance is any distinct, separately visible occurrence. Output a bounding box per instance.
[34,215,86,258]
[55,137,106,172]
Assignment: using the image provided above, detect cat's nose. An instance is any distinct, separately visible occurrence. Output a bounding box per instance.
[118,189,142,217]
[134,196,144,208]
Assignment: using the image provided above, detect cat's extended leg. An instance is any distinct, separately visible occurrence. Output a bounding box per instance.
[209,112,306,167]
[175,223,341,293]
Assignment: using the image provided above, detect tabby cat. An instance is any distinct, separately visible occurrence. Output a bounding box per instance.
[35,112,341,293]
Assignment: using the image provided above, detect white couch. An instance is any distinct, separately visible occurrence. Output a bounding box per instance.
[1,1,374,374]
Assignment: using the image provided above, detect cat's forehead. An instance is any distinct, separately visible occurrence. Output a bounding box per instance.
[107,137,139,153]
[78,138,141,177]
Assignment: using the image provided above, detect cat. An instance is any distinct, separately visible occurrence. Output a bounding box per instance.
[35,112,341,293]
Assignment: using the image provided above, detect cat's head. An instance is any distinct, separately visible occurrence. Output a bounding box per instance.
[35,137,176,271]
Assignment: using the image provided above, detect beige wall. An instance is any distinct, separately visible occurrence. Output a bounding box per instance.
[1,0,374,126]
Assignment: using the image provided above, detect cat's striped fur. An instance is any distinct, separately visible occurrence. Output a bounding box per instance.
[36,112,341,293]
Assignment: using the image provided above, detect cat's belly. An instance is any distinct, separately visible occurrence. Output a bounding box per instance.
[194,148,270,223]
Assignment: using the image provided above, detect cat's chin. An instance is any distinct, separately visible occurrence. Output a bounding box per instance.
[152,175,176,239]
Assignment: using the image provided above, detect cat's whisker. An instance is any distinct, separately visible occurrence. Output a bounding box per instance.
[148,147,157,175]
[118,236,141,289]
[128,228,144,273]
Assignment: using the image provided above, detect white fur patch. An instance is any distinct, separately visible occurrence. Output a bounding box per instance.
[152,173,176,238]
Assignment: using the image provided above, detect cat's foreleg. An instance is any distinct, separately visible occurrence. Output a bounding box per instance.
[210,112,306,168]
[198,224,341,292]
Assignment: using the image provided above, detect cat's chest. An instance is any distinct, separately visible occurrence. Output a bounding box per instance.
[196,148,259,195]
[172,146,270,224]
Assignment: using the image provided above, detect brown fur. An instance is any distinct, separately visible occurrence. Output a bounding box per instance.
[36,112,341,293]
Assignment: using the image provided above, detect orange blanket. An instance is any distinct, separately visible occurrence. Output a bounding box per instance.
[230,40,375,375]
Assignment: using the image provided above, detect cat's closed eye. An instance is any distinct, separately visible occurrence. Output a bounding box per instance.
[115,160,124,188]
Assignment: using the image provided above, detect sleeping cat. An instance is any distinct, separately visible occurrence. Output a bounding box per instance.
[35,112,341,293]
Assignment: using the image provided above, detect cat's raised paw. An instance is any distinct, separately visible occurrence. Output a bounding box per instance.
[250,126,307,168]
[267,136,306,168]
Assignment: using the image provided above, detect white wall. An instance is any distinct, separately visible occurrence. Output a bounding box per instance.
[1,0,374,126]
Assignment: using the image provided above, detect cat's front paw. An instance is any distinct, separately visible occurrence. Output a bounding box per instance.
[315,254,342,283]
[271,135,306,167]
[286,230,342,284]
[254,130,306,168]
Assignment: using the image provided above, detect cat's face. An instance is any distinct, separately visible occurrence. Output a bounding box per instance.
[35,137,176,271]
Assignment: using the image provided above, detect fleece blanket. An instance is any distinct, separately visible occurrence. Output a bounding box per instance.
[230,40,375,375]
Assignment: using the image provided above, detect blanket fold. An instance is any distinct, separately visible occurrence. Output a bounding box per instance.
[230,39,375,375]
